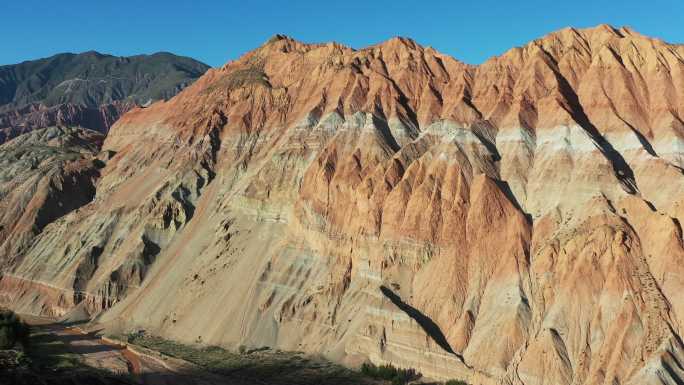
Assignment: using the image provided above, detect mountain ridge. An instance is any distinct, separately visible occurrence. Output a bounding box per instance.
[0,24,683,385]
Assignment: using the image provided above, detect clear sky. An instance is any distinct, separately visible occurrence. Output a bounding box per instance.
[2,0,683,67]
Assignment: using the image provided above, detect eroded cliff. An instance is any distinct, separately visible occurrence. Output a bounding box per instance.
[1,25,684,385]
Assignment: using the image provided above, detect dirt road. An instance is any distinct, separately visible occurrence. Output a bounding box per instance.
[23,315,244,385]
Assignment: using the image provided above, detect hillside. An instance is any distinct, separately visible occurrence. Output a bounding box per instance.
[1,25,683,385]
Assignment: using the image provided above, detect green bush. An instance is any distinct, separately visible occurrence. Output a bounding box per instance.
[15,351,32,366]
[445,380,469,385]
[360,362,420,384]
[0,309,30,349]
[0,326,14,349]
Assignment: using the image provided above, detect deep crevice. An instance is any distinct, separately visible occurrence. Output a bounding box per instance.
[371,114,401,153]
[554,72,639,195]
[661,350,684,385]
[471,121,501,162]
[494,179,532,225]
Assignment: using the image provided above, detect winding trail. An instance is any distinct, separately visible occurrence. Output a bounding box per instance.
[61,326,142,375]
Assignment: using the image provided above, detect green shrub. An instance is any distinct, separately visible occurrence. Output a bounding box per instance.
[0,309,30,349]
[445,380,469,385]
[360,362,420,384]
[15,351,31,366]
[0,325,15,349]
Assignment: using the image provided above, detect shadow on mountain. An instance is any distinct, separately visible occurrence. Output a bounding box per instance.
[3,319,376,385]
[549,60,639,195]
[34,326,119,356]
[1,364,375,385]
[379,285,458,356]
[493,179,533,224]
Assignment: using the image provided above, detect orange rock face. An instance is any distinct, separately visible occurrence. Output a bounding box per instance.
[1,25,684,384]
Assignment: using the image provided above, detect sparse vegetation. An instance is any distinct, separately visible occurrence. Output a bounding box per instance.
[203,62,271,94]
[444,380,469,385]
[124,332,372,384]
[360,362,421,384]
[224,67,270,89]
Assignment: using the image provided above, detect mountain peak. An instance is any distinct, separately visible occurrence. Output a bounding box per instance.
[79,50,106,57]
[265,34,292,44]
[376,36,419,49]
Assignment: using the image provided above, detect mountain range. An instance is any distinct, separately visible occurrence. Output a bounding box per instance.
[1,24,683,385]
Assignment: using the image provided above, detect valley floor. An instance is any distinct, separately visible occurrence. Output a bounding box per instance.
[2,315,386,385]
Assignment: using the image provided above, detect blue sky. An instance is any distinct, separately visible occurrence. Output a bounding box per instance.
[2,0,683,67]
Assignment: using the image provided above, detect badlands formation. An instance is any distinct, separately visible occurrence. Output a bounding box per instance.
[1,25,684,385]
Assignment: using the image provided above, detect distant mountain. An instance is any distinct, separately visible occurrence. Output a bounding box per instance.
[0,51,210,142]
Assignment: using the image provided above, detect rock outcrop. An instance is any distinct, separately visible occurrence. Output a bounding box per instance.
[0,126,105,316]
[1,25,684,385]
